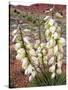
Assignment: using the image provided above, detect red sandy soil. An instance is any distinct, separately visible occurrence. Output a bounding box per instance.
[9,59,29,88]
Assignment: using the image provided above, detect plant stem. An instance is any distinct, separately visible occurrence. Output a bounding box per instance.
[18,24,46,84]
[54,56,57,85]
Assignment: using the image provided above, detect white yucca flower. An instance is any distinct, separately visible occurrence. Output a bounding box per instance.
[14,43,21,50]
[58,37,65,46]
[56,68,62,74]
[42,49,47,55]
[16,54,23,60]
[36,47,41,53]
[31,56,39,65]
[46,41,50,48]
[59,46,64,53]
[38,57,42,64]
[29,72,36,82]
[40,43,46,49]
[50,26,56,33]
[48,56,54,65]
[48,18,55,26]
[25,64,34,75]
[54,45,58,55]
[23,36,30,44]
[29,71,36,81]
[53,32,59,39]
[23,29,30,32]
[45,29,50,38]
[12,29,18,36]
[17,48,25,54]
[29,49,36,56]
[38,53,42,58]
[57,52,63,60]
[26,43,32,49]
[57,60,62,68]
[56,26,61,32]
[36,40,40,45]
[55,12,63,19]
[32,71,36,78]
[51,72,55,79]
[12,34,18,42]
[25,68,28,75]
[34,40,40,49]
[22,57,28,70]
[43,56,48,65]
[47,48,54,57]
[49,65,55,73]
[49,39,56,47]
[44,60,48,65]
[46,39,56,48]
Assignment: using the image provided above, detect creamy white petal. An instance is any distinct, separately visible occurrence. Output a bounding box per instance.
[49,65,55,72]
[15,43,21,50]
[56,68,62,74]
[55,12,63,19]
[54,45,58,55]
[51,72,55,79]
[48,56,54,65]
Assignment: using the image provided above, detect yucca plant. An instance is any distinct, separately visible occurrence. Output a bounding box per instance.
[11,6,66,87]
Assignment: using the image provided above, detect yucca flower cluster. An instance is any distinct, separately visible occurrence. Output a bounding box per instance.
[12,15,65,82]
[44,16,65,78]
